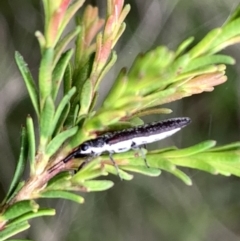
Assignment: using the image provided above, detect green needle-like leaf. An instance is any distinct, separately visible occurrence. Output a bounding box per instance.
[40,190,84,204]
[85,110,128,131]
[95,51,118,91]
[63,63,72,95]
[167,168,192,186]
[121,166,161,177]
[208,142,240,152]
[7,209,55,226]
[52,102,70,137]
[15,52,39,117]
[175,36,194,57]
[145,156,176,171]
[103,69,128,108]
[52,87,76,134]
[52,49,74,100]
[183,54,235,73]
[189,28,222,58]
[4,127,28,203]
[81,180,114,192]
[79,79,93,116]
[132,108,172,118]
[201,20,240,55]
[3,182,25,206]
[71,159,107,182]
[45,126,78,158]
[157,140,216,157]
[39,96,55,149]
[39,48,54,108]
[46,172,72,189]
[0,221,30,241]
[170,157,218,175]
[72,168,109,183]
[53,26,81,68]
[26,116,35,175]
[104,165,133,180]
[2,200,39,221]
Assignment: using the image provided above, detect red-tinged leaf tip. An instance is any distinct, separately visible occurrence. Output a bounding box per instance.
[114,0,124,17]
[46,0,70,46]
[185,72,227,94]
[60,0,71,11]
[100,40,113,62]
[85,19,105,46]
[105,15,115,37]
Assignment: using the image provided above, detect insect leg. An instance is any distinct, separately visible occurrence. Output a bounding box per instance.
[74,156,93,173]
[131,142,149,168]
[109,152,121,179]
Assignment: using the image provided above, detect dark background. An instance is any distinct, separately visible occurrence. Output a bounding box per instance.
[0,0,240,240]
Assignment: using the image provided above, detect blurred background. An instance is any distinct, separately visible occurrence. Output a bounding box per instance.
[0,0,240,240]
